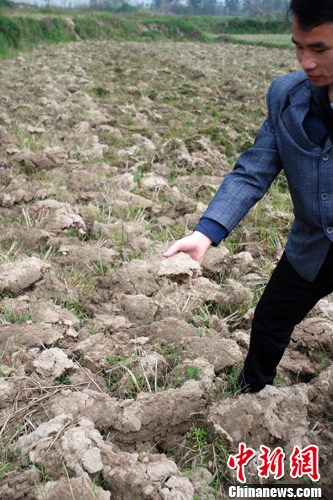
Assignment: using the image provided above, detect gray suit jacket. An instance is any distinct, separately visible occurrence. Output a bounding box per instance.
[202,71,333,281]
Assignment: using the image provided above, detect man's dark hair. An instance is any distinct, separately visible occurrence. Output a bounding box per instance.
[289,0,333,29]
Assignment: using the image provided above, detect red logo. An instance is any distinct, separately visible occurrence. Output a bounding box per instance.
[227,443,320,483]
[290,445,320,482]
[258,445,285,480]
[227,442,256,483]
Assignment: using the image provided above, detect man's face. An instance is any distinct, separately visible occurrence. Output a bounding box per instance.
[292,18,333,88]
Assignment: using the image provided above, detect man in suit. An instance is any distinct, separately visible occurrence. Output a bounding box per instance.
[163,0,333,393]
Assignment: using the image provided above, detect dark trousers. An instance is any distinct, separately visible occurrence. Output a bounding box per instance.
[241,246,333,392]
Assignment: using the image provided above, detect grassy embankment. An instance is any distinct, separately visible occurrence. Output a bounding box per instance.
[0,3,292,58]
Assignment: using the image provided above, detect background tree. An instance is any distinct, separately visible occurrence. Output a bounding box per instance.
[201,0,217,15]
[188,0,202,14]
[225,0,240,15]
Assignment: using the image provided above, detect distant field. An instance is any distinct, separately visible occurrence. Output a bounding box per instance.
[226,33,292,48]
[0,9,292,57]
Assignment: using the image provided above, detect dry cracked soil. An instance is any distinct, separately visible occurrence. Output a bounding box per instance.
[0,40,332,499]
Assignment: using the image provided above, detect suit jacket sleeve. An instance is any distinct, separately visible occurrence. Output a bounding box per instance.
[201,79,283,234]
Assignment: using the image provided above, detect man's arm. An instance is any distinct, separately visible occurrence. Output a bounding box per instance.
[164,79,282,262]
[201,114,282,234]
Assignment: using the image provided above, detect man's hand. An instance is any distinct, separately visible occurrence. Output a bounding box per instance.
[162,231,212,264]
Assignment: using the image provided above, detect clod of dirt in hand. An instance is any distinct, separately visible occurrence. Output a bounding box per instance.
[158,252,202,282]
